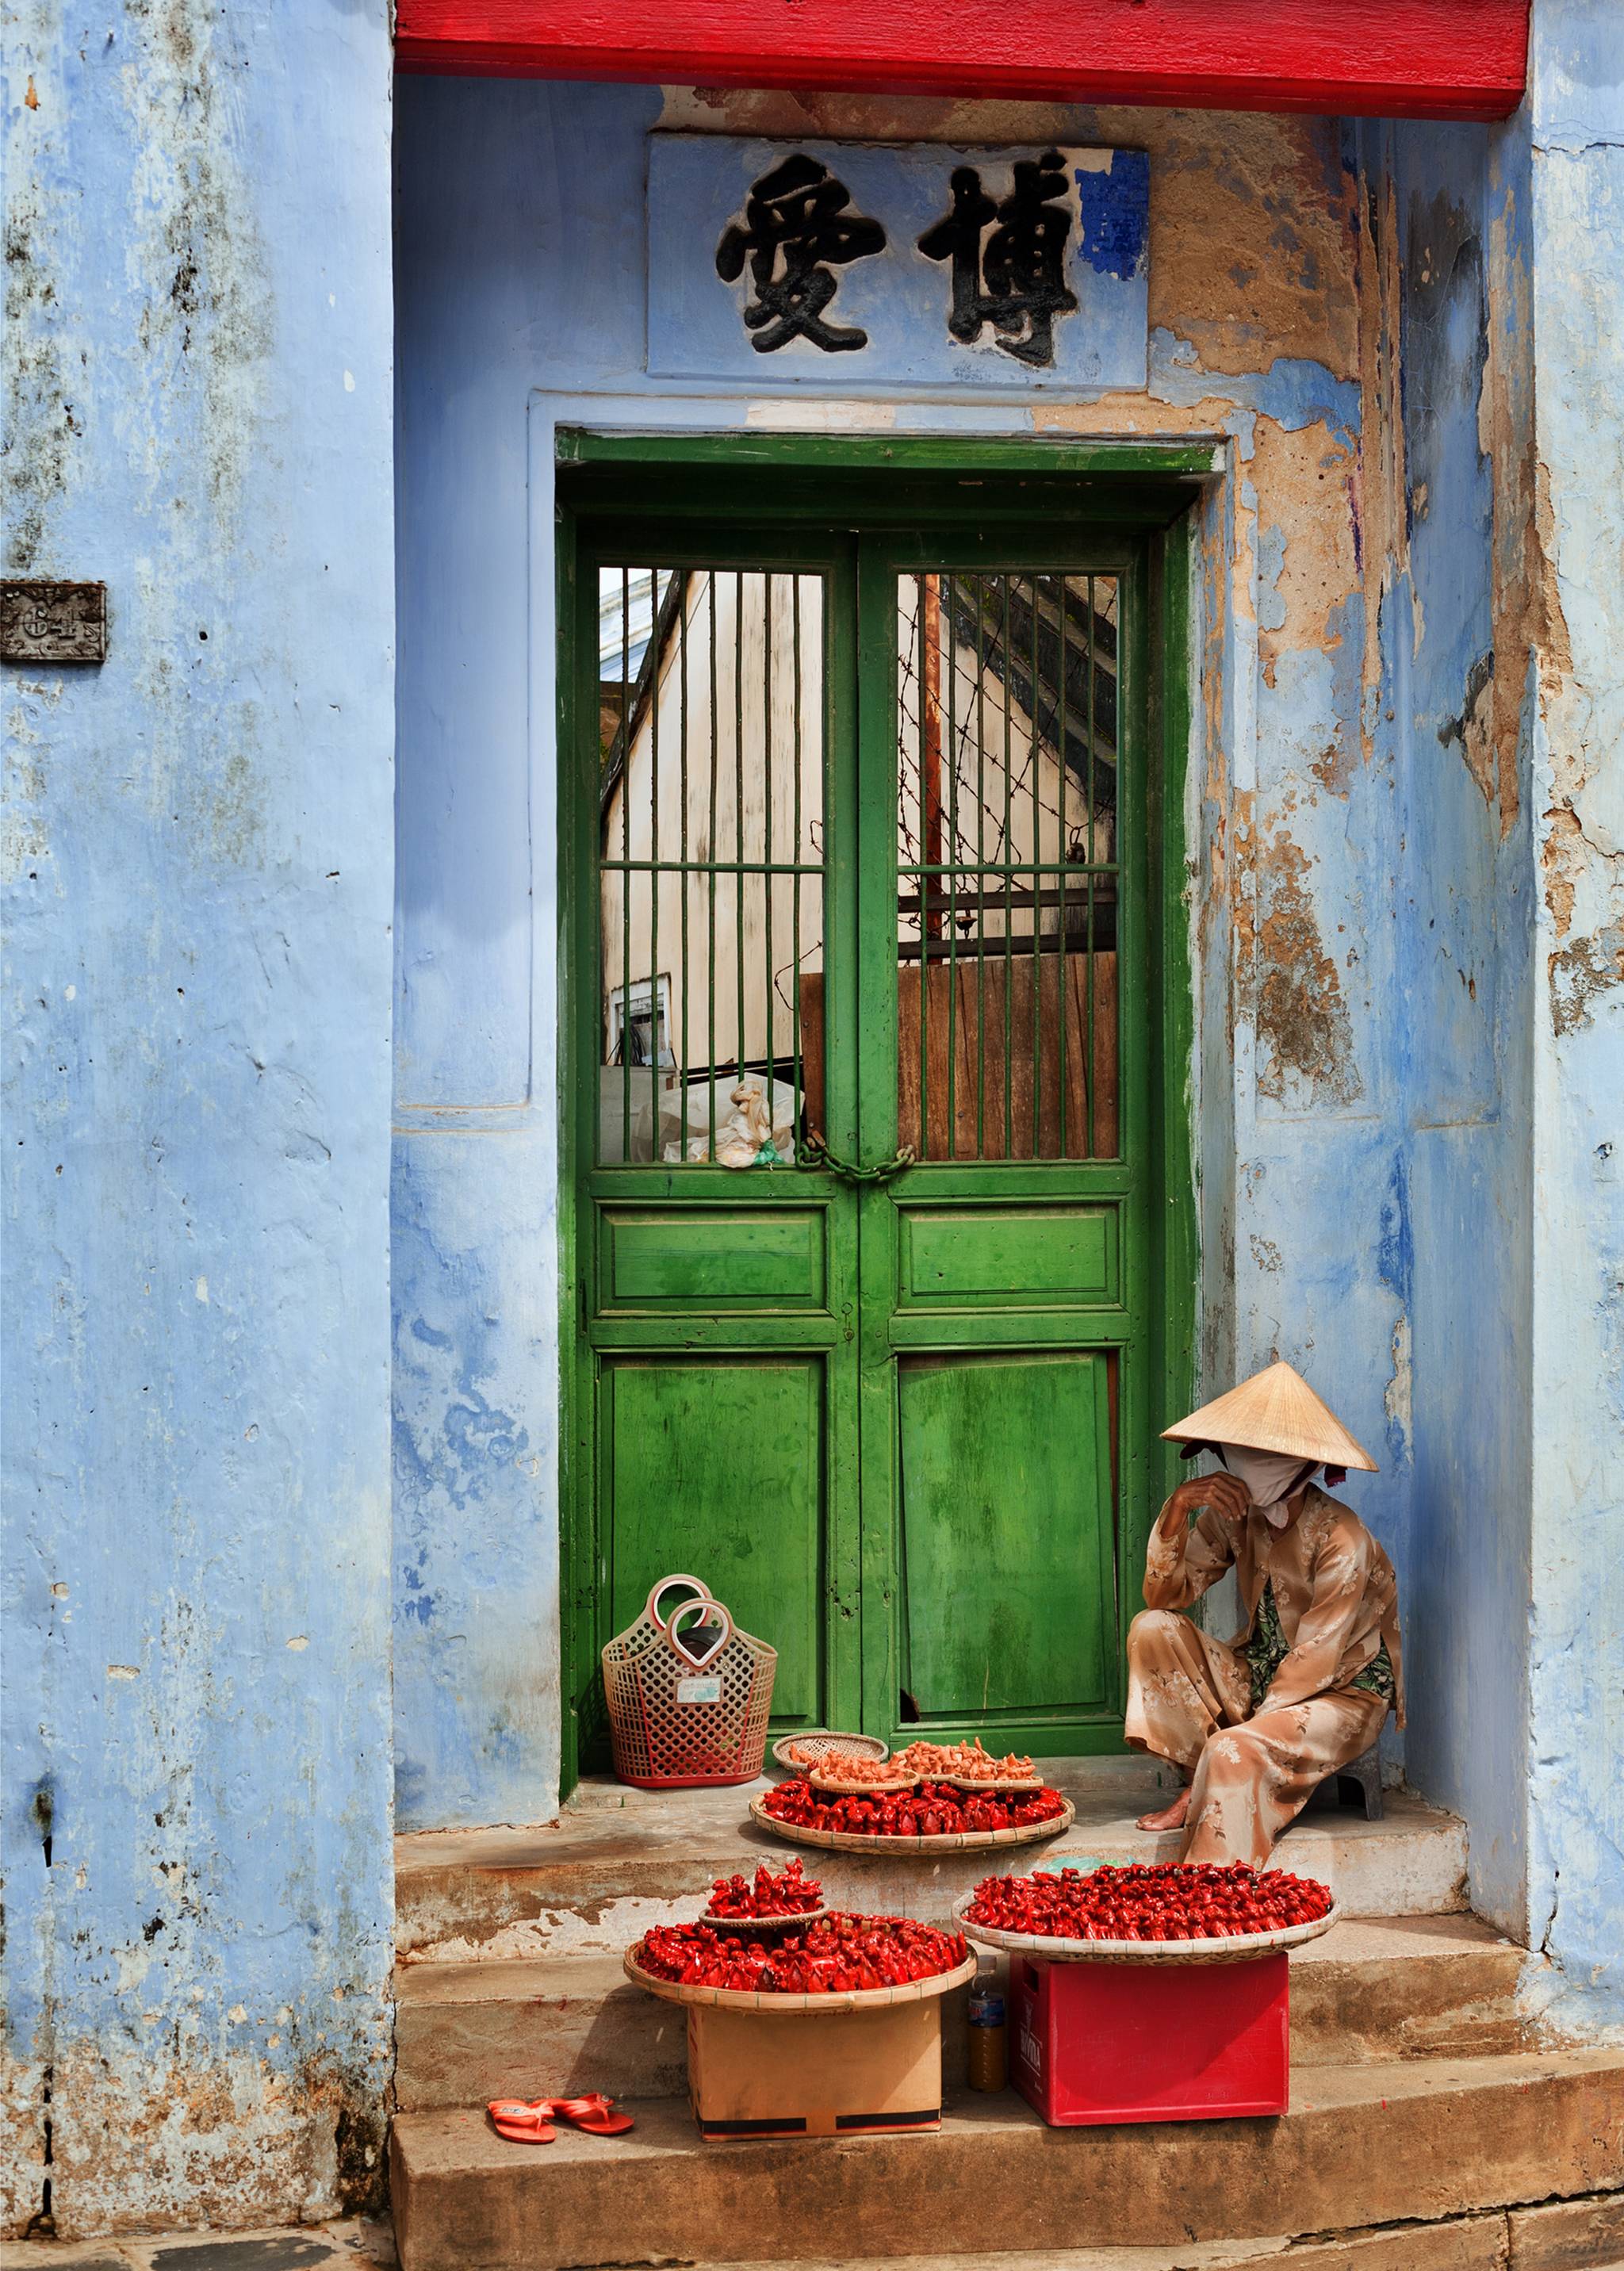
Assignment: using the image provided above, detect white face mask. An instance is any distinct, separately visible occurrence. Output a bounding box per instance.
[1220,1445,1316,1528]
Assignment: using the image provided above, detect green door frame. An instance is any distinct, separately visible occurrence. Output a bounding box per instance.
[556,432,1202,1798]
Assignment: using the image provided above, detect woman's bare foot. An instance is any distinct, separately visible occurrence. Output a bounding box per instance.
[1136,1787,1192,1833]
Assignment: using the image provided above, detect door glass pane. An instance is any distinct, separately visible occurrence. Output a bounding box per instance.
[896,572,1120,1161]
[597,568,825,1167]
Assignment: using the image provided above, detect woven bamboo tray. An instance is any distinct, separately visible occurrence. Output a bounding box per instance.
[807,1768,921,1798]
[947,1775,1044,1796]
[771,1730,888,1772]
[624,1944,978,2013]
[952,1890,1339,1965]
[697,1905,830,1937]
[750,1794,1075,1855]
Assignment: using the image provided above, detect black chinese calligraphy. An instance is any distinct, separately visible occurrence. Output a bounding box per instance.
[918,149,1078,367]
[715,154,887,354]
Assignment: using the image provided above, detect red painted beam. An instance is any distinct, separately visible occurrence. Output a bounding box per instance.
[394,0,1529,122]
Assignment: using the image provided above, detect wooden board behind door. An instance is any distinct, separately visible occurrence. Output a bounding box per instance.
[799,960,1118,1162]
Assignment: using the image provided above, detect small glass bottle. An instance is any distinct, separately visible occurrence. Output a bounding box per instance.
[967,1961,1008,2092]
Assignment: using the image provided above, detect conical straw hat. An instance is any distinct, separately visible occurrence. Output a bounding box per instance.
[1162,1361,1377,1473]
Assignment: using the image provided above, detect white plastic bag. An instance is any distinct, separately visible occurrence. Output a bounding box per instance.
[661,1074,797,1167]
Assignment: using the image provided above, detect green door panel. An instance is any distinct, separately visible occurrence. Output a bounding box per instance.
[599,1206,828,1311]
[895,1204,1119,1310]
[603,1355,825,1728]
[898,1351,1117,1723]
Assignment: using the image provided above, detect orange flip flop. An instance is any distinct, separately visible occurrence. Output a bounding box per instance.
[547,2093,635,2136]
[488,2099,556,2143]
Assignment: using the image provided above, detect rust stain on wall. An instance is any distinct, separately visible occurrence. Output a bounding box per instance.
[1136,109,1358,382]
[1542,804,1581,940]
[1241,821,1362,1107]
[1477,193,1544,842]
[33,2036,390,2239]
[1437,649,1500,808]
[1253,415,1361,695]
[1549,928,1624,1040]
[1354,167,1407,764]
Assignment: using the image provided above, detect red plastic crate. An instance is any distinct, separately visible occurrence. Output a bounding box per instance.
[1009,1949,1289,2124]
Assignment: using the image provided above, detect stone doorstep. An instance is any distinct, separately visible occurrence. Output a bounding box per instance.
[389,2048,1624,2271]
[391,1914,1533,2112]
[7,2199,1622,2271]
[394,1767,1467,1960]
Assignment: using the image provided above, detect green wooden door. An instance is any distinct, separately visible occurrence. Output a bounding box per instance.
[561,457,1193,1787]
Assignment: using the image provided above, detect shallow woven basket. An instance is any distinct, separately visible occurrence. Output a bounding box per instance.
[771,1730,889,1772]
[697,1905,831,1938]
[947,1774,1044,1795]
[952,1890,1340,1965]
[624,1944,978,2012]
[807,1767,921,1798]
[750,1793,1075,1856]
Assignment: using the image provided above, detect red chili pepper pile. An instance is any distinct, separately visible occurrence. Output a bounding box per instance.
[704,1858,822,1919]
[764,1775,1066,1838]
[965,1862,1333,1942]
[636,1913,969,1993]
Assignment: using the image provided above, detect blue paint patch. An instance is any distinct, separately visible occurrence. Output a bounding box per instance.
[1149,337,1361,449]
[1074,147,1148,280]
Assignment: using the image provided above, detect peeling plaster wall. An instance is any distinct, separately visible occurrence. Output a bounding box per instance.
[1523,0,1624,2028]
[2,0,396,2238]
[394,81,1446,1832]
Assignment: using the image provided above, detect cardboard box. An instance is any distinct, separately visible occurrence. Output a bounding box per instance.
[1010,1949,1289,2125]
[687,1997,944,2140]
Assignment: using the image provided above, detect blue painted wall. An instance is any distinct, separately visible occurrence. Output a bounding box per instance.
[2,0,396,2235]
[1384,113,1536,1936]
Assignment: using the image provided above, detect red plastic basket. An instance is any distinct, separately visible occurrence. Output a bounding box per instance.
[602,1574,777,1789]
[1009,1950,1289,2124]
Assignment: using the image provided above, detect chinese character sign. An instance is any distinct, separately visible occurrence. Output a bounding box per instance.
[649,137,1148,392]
[917,152,1078,367]
[714,153,887,354]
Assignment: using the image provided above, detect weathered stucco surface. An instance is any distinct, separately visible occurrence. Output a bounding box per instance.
[2,0,396,2236]
[1522,0,1624,2030]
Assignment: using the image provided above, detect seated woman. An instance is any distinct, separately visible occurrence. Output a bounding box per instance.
[1125,1360,1402,1871]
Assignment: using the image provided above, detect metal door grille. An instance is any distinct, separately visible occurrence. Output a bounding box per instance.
[597,567,826,1169]
[896,570,1120,1161]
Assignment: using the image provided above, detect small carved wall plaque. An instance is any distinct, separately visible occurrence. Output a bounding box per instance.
[0,580,108,664]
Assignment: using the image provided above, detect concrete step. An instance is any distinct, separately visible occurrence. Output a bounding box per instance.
[394,1761,1467,1962]
[578,2186,1624,2271]
[389,2047,1624,2271]
[393,1913,1531,2112]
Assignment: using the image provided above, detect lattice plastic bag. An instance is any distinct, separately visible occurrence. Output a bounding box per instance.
[601,1573,778,1789]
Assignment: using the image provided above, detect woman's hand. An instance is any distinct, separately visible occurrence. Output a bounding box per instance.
[1165,1471,1251,1528]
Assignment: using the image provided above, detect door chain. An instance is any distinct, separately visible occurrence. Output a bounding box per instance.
[801,1133,916,1185]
